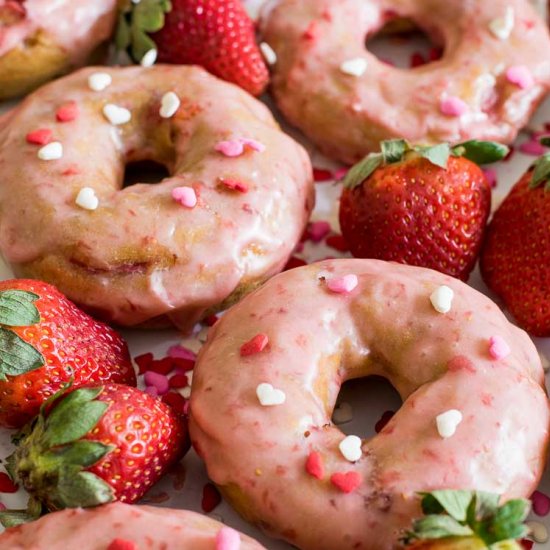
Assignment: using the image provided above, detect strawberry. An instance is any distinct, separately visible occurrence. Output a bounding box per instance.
[403,490,530,549]
[116,0,269,96]
[481,144,550,336]
[0,279,136,429]
[339,140,508,280]
[0,384,188,524]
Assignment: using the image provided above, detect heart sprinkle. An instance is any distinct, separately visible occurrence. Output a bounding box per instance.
[338,435,363,462]
[75,187,99,211]
[305,451,324,479]
[488,335,511,360]
[256,383,286,406]
[430,285,454,313]
[240,333,269,356]
[436,409,463,439]
[330,471,362,493]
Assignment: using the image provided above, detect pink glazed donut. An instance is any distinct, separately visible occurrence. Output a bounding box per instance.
[0,65,313,329]
[0,0,118,100]
[0,502,267,549]
[190,259,550,550]
[261,0,550,164]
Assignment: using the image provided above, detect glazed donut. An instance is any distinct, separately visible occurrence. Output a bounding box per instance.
[0,65,313,329]
[0,502,266,549]
[190,259,549,550]
[261,0,550,164]
[0,0,117,100]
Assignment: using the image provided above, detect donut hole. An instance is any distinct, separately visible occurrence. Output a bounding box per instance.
[332,375,402,438]
[122,160,171,188]
[365,17,444,69]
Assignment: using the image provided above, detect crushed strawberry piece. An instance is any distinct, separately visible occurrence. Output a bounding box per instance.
[240,333,269,356]
[305,451,324,479]
[374,410,395,433]
[219,178,249,193]
[26,128,53,146]
[330,471,362,493]
[284,256,307,271]
[201,482,222,512]
[0,472,18,493]
[325,234,350,252]
[313,168,333,182]
[107,540,137,550]
[161,391,187,415]
[56,101,79,123]
[134,353,154,374]
[169,374,189,389]
[172,357,195,374]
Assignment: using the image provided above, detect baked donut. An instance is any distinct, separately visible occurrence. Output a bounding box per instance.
[0,502,267,549]
[260,0,550,164]
[190,259,549,550]
[0,65,313,329]
[0,0,118,100]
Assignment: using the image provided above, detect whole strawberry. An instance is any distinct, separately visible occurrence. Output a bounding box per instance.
[2,384,188,519]
[339,140,508,280]
[0,279,136,429]
[481,146,550,336]
[117,0,269,96]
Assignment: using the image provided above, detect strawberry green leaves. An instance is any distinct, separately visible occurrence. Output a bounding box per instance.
[530,152,550,189]
[0,290,40,326]
[451,140,509,165]
[403,490,530,546]
[416,143,451,169]
[116,0,172,62]
[342,153,384,189]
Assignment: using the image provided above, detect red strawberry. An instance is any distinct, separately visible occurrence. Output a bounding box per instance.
[481,149,550,336]
[117,0,269,96]
[3,384,188,515]
[339,139,508,280]
[0,279,136,429]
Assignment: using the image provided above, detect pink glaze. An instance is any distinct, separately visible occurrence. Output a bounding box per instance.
[261,0,550,164]
[506,65,535,89]
[0,66,313,329]
[190,259,549,550]
[0,0,117,64]
[0,502,266,549]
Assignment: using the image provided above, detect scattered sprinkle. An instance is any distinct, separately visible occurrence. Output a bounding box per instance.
[256,382,286,406]
[489,7,515,40]
[219,178,249,193]
[172,186,197,208]
[307,220,331,242]
[239,138,266,152]
[526,520,549,543]
[506,65,534,90]
[313,168,334,182]
[374,410,395,433]
[531,490,550,516]
[0,472,18,493]
[215,526,241,550]
[141,49,158,67]
[260,42,277,65]
[332,402,353,425]
[519,139,546,156]
[339,435,363,462]
[430,285,454,313]
[107,539,137,550]
[144,371,169,395]
[340,57,368,77]
[215,138,265,157]
[160,91,181,118]
[240,333,269,356]
[436,409,463,438]
[326,274,358,294]
[103,104,132,126]
[440,96,468,117]
[284,256,307,271]
[325,234,349,252]
[202,482,222,513]
[38,141,63,161]
[330,471,362,493]
[167,345,197,362]
[56,101,79,122]
[26,128,52,145]
[88,72,112,91]
[305,451,324,479]
[488,335,511,360]
[75,187,99,211]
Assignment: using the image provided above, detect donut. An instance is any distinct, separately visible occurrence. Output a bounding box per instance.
[0,502,267,549]
[0,65,314,329]
[0,0,117,100]
[190,259,549,549]
[260,0,550,164]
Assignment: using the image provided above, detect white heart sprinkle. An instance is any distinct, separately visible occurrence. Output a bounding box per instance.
[159,91,181,118]
[75,187,99,211]
[256,383,286,406]
[38,142,63,161]
[489,7,514,40]
[103,104,132,126]
[260,42,277,65]
[179,386,192,399]
[526,520,549,543]
[430,285,454,314]
[141,48,158,67]
[340,58,368,77]
[339,435,362,462]
[436,409,463,439]
[88,72,112,91]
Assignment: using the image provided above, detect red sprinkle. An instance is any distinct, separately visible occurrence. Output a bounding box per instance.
[325,234,350,252]
[56,101,79,123]
[284,256,307,271]
[107,540,137,550]
[520,540,534,550]
[305,451,324,479]
[201,482,222,512]
[410,52,426,68]
[0,473,18,493]
[169,374,189,389]
[313,168,333,182]
[204,314,219,326]
[240,333,269,356]
[161,391,187,415]
[219,178,249,193]
[330,471,362,493]
[26,128,53,146]
[134,353,154,374]
[531,490,550,516]
[172,357,195,374]
[374,410,395,433]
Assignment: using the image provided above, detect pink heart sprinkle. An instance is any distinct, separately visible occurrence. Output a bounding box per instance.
[144,371,170,395]
[440,96,468,117]
[172,186,197,208]
[506,65,535,90]
[326,274,358,294]
[307,220,331,243]
[330,471,362,493]
[215,527,241,550]
[56,101,79,122]
[482,168,497,188]
[531,490,550,516]
[167,344,197,361]
[26,128,53,146]
[488,335,511,360]
[240,137,266,152]
[215,140,245,157]
[519,140,546,156]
